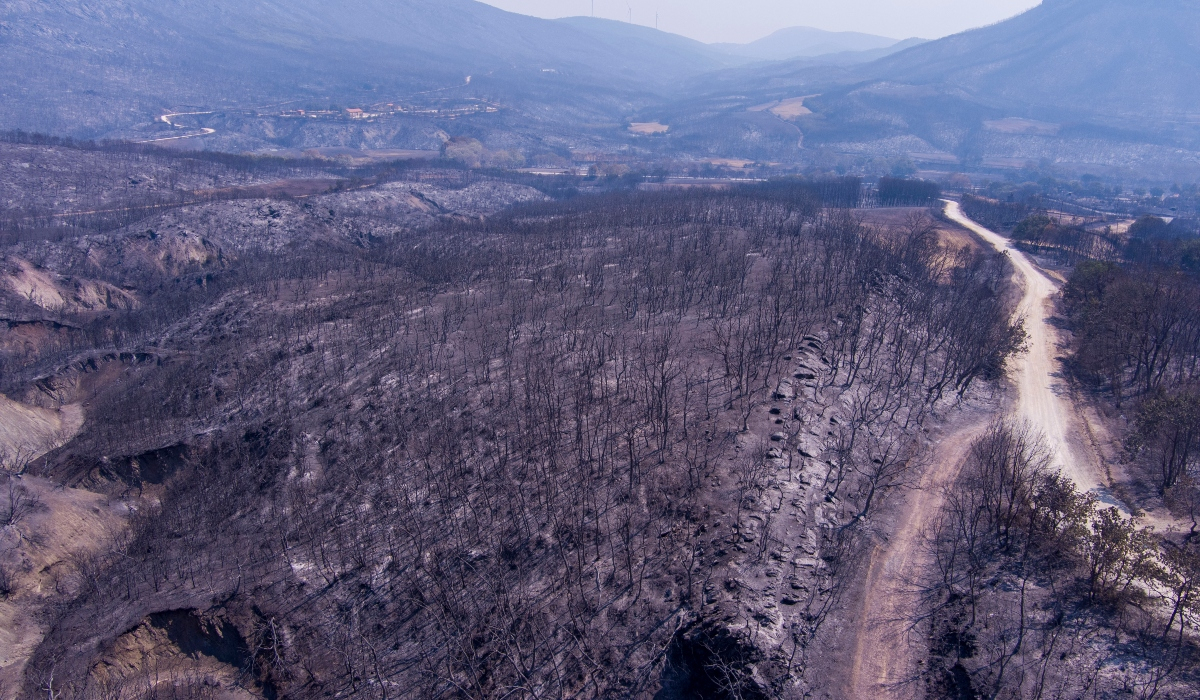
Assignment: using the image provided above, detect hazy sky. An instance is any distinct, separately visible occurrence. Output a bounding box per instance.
[478,0,1041,44]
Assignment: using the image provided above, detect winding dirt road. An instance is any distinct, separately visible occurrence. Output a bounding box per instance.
[846,200,1119,699]
[139,111,216,143]
[943,200,1112,498]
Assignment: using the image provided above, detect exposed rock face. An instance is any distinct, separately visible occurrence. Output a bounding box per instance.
[90,609,271,700]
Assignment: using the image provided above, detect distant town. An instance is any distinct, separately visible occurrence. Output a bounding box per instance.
[278,97,501,122]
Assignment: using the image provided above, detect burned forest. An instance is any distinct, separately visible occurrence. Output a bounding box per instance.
[0,140,1034,699]
[8,0,1200,697]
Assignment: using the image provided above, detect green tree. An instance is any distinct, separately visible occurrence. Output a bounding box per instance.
[1130,388,1200,493]
[1129,215,1171,240]
[1012,213,1054,243]
[1083,507,1159,604]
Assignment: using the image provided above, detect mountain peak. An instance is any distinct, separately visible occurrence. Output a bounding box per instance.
[712,26,906,62]
[863,0,1200,122]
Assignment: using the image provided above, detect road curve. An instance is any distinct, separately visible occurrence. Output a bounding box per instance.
[847,201,1120,699]
[943,200,1113,500]
[140,128,216,144]
[140,111,216,143]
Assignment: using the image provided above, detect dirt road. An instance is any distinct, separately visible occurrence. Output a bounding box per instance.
[848,417,989,699]
[140,111,216,143]
[943,200,1115,501]
[846,200,1119,698]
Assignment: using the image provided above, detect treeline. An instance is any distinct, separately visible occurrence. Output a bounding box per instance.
[0,129,452,178]
[1,188,287,238]
[876,176,941,207]
[1125,215,1200,272]
[1063,258,1200,394]
[0,129,481,240]
[1062,261,1200,496]
[19,186,1023,699]
[1010,213,1123,263]
[0,129,331,174]
[776,176,864,209]
[1007,212,1200,269]
[961,193,1038,231]
[927,422,1200,698]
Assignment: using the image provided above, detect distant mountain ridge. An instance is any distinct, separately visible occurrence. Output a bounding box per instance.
[858,0,1200,124]
[556,16,744,66]
[4,0,1200,174]
[689,0,1200,127]
[712,26,918,62]
[651,0,1200,176]
[0,0,738,138]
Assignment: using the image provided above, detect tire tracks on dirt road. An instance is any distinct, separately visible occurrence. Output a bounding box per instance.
[944,200,1115,502]
[846,200,1130,698]
[848,416,990,699]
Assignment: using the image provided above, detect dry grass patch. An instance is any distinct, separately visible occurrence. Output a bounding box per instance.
[628,121,669,135]
[770,96,814,119]
[708,158,755,168]
[749,96,817,119]
[0,396,82,471]
[855,207,982,274]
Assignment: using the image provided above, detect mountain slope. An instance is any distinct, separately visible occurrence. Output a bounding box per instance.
[0,0,733,138]
[652,0,1200,174]
[690,0,1200,126]
[759,38,929,68]
[556,16,744,68]
[861,0,1200,122]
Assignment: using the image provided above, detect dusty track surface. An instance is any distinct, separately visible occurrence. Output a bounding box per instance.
[946,204,1179,531]
[944,201,1113,499]
[848,416,990,699]
[847,201,1124,699]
